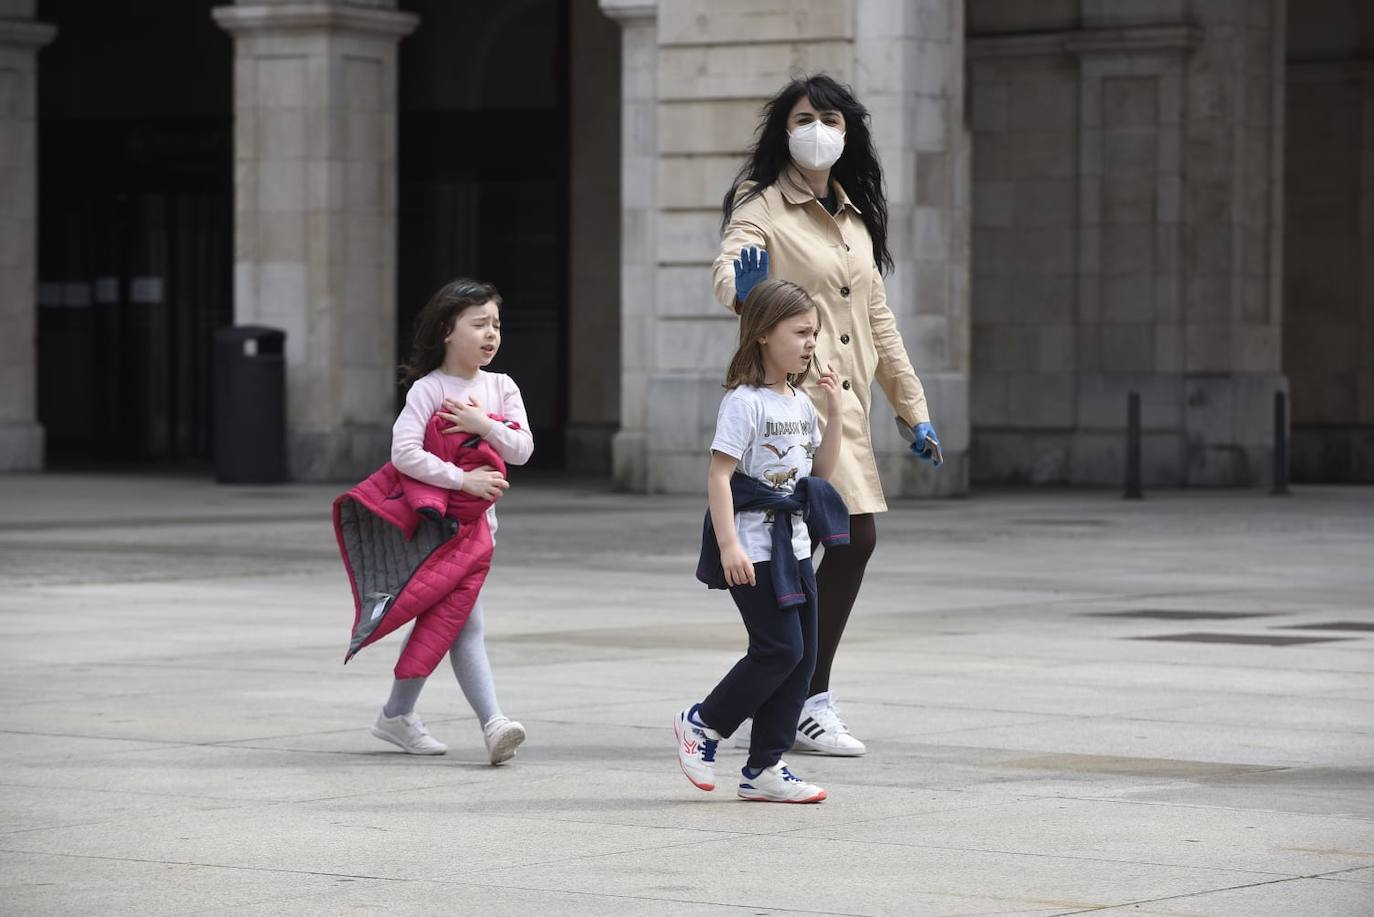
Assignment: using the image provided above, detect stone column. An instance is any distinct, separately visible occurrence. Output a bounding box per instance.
[0,6,54,471]
[1174,0,1288,485]
[213,1,417,481]
[566,0,622,473]
[857,0,970,497]
[598,0,657,490]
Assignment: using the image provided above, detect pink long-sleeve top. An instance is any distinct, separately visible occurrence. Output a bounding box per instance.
[390,368,534,535]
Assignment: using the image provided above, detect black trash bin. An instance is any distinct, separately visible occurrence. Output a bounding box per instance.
[214,325,287,483]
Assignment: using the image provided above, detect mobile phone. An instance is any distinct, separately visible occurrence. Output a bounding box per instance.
[895,417,943,465]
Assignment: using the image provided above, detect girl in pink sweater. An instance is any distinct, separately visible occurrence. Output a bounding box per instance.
[370,278,533,764]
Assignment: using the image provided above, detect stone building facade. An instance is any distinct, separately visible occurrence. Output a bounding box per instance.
[4,1,1372,486]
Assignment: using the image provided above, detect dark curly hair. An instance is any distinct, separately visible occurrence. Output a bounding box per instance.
[399,278,502,386]
[721,73,892,275]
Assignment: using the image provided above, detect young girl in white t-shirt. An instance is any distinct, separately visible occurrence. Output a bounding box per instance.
[370,278,531,765]
[675,279,845,803]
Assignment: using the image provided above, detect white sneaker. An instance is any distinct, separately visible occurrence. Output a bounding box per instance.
[371,709,447,755]
[483,715,526,765]
[738,760,827,803]
[734,717,752,749]
[794,692,866,756]
[674,706,720,792]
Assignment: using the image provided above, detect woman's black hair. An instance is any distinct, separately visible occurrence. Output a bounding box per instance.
[720,73,892,275]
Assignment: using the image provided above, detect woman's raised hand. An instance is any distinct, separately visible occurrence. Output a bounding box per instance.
[733,245,769,309]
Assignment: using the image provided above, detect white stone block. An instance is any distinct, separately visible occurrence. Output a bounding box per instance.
[256,160,307,213]
[913,206,949,259]
[658,154,742,209]
[259,108,306,161]
[911,93,947,152]
[659,42,852,101]
[912,0,952,41]
[344,110,383,162]
[658,265,727,318]
[345,160,381,211]
[258,210,306,262]
[343,56,383,112]
[646,373,720,452]
[345,214,385,268]
[256,56,308,109]
[653,317,735,373]
[658,99,760,155]
[855,0,911,38]
[657,210,721,264]
[659,0,855,46]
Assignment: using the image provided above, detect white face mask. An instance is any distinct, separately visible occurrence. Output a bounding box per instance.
[788,120,845,171]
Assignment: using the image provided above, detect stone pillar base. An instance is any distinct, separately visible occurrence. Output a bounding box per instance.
[612,431,647,492]
[287,425,391,483]
[971,373,1289,487]
[1184,373,1288,487]
[892,450,970,499]
[0,422,44,472]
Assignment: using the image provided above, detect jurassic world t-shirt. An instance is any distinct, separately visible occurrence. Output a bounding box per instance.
[710,383,823,563]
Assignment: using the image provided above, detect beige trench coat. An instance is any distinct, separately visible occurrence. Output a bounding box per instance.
[712,166,930,515]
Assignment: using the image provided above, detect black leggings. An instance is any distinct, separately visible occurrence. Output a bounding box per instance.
[809,513,877,696]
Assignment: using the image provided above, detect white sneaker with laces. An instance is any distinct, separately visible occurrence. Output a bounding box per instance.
[482,715,526,765]
[794,691,866,756]
[371,709,448,755]
[737,760,827,803]
[674,706,720,791]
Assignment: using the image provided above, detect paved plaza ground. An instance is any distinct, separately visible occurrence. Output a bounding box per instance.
[0,472,1371,916]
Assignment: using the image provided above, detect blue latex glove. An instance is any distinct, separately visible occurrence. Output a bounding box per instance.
[911,421,942,467]
[733,245,769,307]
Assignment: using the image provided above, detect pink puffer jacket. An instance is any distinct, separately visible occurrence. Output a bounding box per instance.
[334,414,517,679]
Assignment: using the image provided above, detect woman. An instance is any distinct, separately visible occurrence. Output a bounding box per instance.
[712,73,940,757]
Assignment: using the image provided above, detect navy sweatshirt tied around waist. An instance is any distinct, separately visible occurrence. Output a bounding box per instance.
[696,473,851,609]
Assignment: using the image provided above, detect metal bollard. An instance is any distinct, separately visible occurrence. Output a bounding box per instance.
[1124,391,1142,500]
[1271,390,1290,496]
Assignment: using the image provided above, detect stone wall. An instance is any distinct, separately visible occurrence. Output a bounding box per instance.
[1283,2,1374,482]
[567,0,623,472]
[968,0,1288,487]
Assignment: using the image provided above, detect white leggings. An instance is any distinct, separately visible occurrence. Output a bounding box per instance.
[382,599,502,725]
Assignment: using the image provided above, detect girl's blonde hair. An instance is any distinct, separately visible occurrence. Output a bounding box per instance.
[724,279,819,389]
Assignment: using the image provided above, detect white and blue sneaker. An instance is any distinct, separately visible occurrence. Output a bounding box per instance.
[738,761,827,803]
[674,705,721,792]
